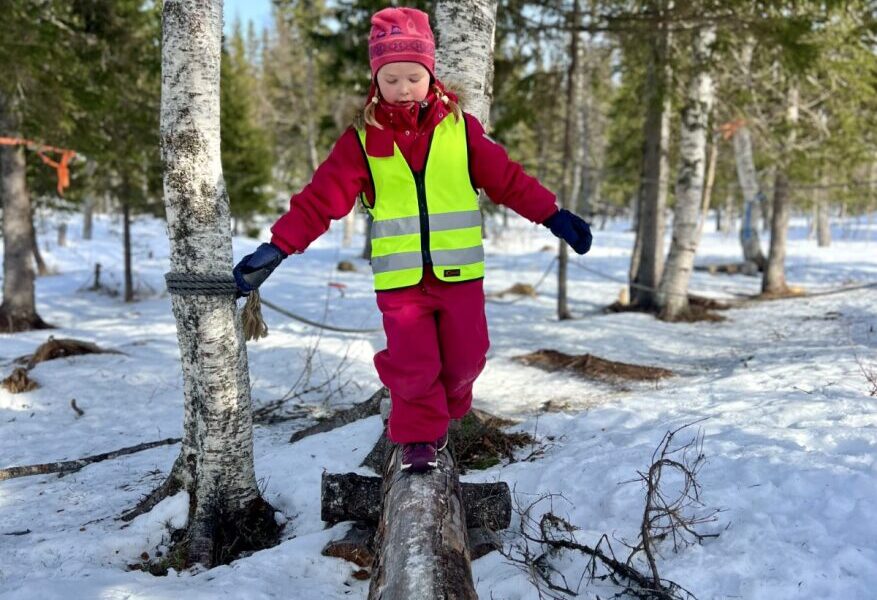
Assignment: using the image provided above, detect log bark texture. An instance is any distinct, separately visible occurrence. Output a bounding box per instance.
[367,447,477,600]
[321,472,511,530]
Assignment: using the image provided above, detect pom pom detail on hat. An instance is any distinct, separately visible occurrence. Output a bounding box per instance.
[369,7,435,77]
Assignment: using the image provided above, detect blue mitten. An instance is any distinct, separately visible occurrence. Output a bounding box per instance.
[233,242,287,295]
[543,209,592,255]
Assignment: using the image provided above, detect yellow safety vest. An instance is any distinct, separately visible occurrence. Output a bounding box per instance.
[356,116,484,291]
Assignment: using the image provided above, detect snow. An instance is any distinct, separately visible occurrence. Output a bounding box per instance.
[1,210,876,599]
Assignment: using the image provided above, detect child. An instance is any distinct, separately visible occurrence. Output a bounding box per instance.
[234,7,592,473]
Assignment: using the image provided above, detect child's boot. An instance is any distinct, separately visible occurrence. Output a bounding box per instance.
[401,432,448,473]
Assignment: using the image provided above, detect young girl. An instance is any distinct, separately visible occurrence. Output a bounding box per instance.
[234,7,592,473]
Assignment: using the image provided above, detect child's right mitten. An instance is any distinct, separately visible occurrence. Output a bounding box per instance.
[233,242,287,295]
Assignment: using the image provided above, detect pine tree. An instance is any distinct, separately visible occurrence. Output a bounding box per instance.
[221,19,273,229]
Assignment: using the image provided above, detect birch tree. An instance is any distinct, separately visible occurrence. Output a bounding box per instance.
[731,125,767,270]
[657,25,716,320]
[128,0,278,568]
[434,0,499,127]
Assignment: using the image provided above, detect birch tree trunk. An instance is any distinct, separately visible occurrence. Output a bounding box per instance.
[732,126,767,269]
[434,0,498,127]
[658,26,716,320]
[30,215,49,277]
[151,0,278,567]
[342,210,355,248]
[0,92,50,332]
[762,83,797,295]
[630,12,672,310]
[721,192,734,234]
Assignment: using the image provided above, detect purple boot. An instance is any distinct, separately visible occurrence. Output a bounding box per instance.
[401,433,449,473]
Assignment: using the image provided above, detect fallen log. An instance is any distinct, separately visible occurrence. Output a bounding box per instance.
[289,387,387,443]
[0,438,181,482]
[368,446,477,599]
[321,472,511,530]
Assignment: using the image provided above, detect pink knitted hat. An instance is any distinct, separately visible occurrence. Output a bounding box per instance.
[368,7,435,78]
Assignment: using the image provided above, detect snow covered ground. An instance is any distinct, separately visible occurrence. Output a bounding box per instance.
[1,210,875,599]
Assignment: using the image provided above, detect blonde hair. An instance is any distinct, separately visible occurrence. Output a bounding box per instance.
[362,84,462,129]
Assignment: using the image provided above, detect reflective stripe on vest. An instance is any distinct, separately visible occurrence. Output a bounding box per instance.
[357,116,484,291]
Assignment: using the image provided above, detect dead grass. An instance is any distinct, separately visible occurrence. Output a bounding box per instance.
[514,349,674,383]
[1,368,39,393]
[754,285,807,301]
[452,409,534,471]
[19,336,119,369]
[487,282,537,299]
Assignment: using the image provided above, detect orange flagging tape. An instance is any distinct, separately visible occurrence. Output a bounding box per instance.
[718,118,747,141]
[0,137,76,196]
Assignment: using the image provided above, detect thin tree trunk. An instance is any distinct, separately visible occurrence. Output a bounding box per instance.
[868,157,877,241]
[658,26,716,320]
[153,0,278,568]
[816,174,831,247]
[555,0,582,321]
[82,195,94,240]
[732,126,767,269]
[303,47,319,175]
[342,210,355,248]
[122,198,134,303]
[0,92,49,332]
[762,82,797,295]
[30,215,49,276]
[720,192,734,234]
[630,10,671,310]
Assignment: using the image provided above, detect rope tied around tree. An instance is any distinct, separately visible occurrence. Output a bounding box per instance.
[0,137,76,196]
[164,272,269,341]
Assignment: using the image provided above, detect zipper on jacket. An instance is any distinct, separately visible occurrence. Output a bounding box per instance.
[413,169,432,266]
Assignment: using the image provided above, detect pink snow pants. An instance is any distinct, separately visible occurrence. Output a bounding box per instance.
[375,269,490,444]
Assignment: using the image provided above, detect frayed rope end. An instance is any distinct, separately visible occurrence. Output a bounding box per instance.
[241,290,269,341]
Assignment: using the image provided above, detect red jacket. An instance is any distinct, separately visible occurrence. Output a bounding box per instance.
[269,86,559,255]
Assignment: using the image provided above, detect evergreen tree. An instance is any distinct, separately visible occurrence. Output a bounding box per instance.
[221,19,273,229]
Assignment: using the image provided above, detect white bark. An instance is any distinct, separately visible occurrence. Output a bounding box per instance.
[342,210,355,248]
[658,26,716,319]
[732,126,767,268]
[161,0,270,567]
[434,0,498,127]
[816,179,831,247]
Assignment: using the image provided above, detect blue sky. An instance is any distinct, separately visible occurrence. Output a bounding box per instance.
[223,0,273,35]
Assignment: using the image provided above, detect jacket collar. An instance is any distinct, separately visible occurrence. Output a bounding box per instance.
[363,81,457,158]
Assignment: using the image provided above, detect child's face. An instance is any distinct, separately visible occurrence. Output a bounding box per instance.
[376,62,431,105]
